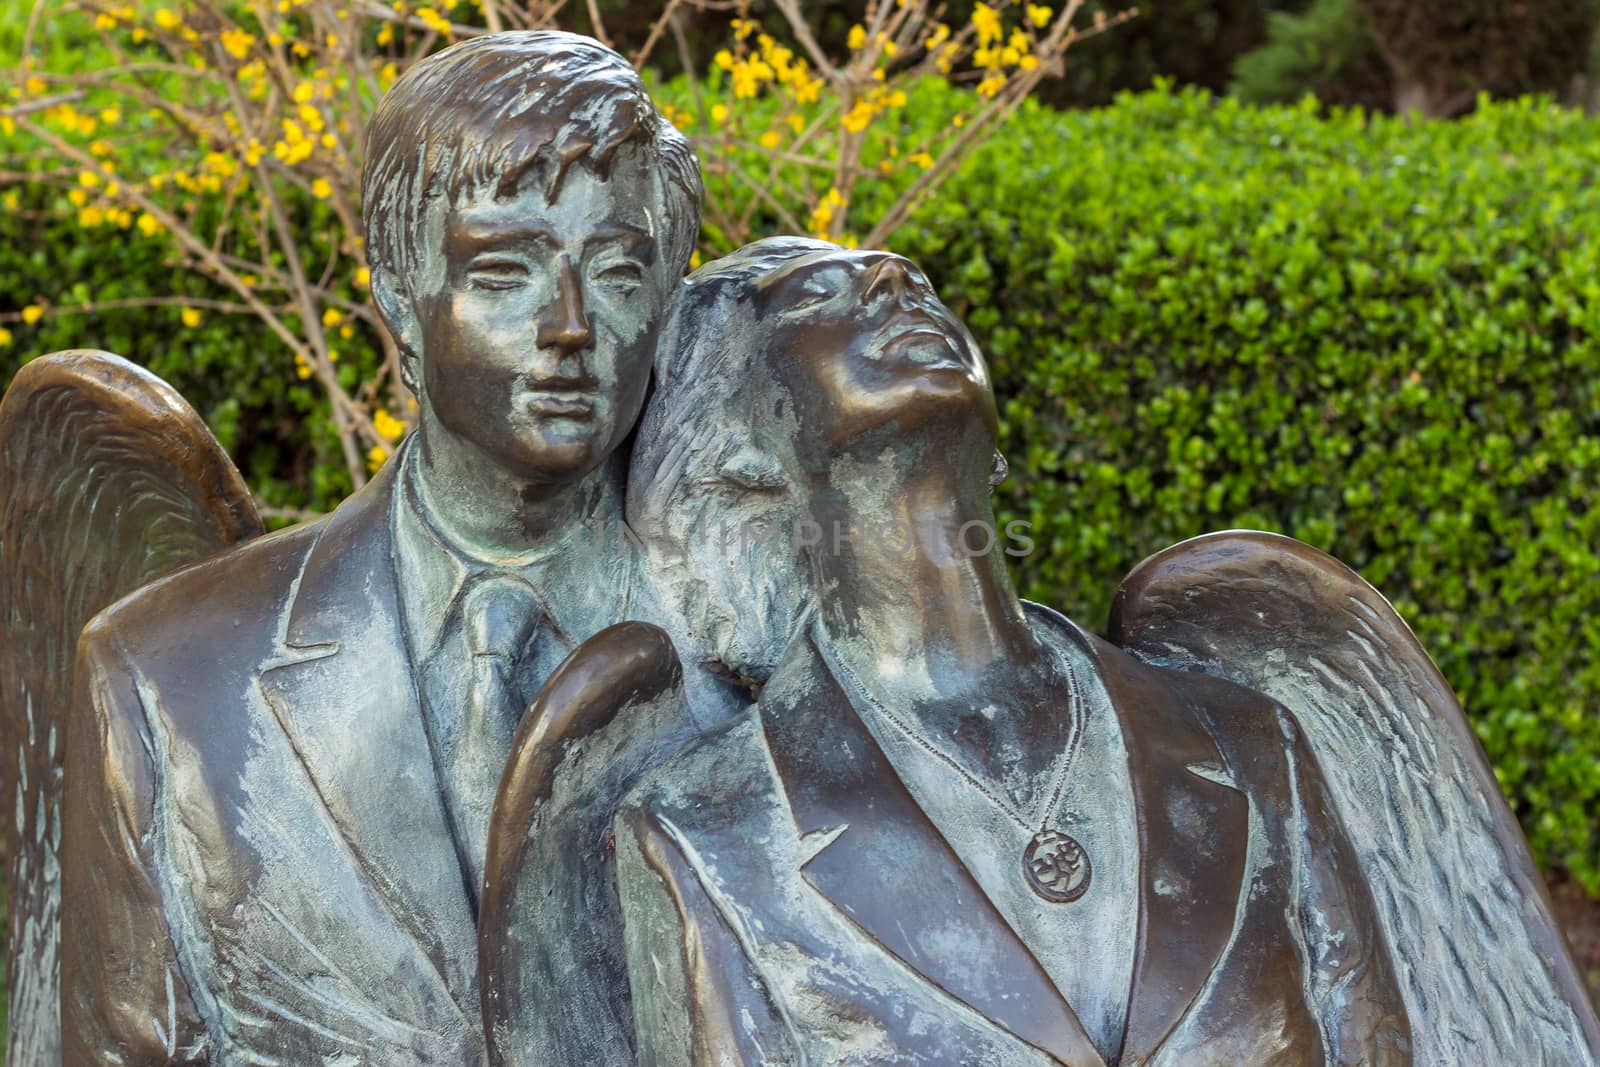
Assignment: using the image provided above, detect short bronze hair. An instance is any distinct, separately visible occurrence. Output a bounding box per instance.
[362,31,701,285]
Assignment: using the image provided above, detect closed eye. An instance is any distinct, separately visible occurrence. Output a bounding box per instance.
[595,261,645,290]
[467,258,530,291]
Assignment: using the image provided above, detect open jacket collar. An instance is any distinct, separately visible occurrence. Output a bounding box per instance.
[257,458,479,1023]
[761,607,1248,1065]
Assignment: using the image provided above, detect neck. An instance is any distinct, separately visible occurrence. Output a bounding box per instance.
[410,413,623,563]
[808,438,1039,687]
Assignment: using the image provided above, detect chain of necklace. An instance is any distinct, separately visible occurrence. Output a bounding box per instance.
[818,627,1095,904]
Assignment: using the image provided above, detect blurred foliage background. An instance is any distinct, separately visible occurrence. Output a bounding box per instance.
[2,0,1599,1028]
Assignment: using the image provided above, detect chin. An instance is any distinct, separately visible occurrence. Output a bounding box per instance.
[495,435,605,485]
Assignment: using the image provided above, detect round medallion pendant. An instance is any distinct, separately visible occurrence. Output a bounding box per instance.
[1023,828,1091,903]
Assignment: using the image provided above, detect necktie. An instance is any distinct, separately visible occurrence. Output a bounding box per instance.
[443,572,543,902]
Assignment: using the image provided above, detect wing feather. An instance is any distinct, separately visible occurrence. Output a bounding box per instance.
[0,350,263,1063]
[1109,529,1600,1066]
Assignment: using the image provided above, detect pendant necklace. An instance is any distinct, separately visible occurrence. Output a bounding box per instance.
[822,634,1093,904]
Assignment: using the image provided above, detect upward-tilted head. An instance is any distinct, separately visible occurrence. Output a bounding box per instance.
[362,31,702,485]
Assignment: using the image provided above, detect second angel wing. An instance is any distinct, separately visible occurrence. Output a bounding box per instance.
[1109,530,1598,1067]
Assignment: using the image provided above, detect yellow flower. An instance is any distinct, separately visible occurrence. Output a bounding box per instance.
[367,444,389,472]
[759,129,781,150]
[221,28,255,60]
[94,12,117,29]
[977,72,1006,98]
[21,305,44,325]
[137,212,162,237]
[787,113,806,134]
[78,205,106,227]
[713,49,735,72]
[909,151,935,169]
[99,106,121,124]
[181,307,202,328]
[1028,4,1054,29]
[322,307,344,327]
[153,8,180,30]
[77,170,100,189]
[311,177,333,200]
[376,23,394,46]
[24,76,47,95]
[792,75,822,105]
[731,17,757,40]
[689,249,703,270]
[67,189,88,207]
[293,81,316,104]
[416,7,450,35]
[710,103,729,125]
[0,327,12,347]
[327,348,340,363]
[842,100,875,134]
[972,3,1002,46]
[847,24,866,50]
[296,356,313,379]
[355,266,371,288]
[1019,54,1039,71]
[373,408,406,443]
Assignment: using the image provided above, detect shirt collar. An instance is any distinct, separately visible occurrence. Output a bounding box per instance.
[390,433,638,661]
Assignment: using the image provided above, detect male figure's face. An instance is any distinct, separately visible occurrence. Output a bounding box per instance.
[413,147,666,485]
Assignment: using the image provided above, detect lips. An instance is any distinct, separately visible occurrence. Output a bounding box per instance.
[525,392,597,418]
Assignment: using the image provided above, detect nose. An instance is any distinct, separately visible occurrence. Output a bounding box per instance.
[536,254,593,355]
[862,256,915,306]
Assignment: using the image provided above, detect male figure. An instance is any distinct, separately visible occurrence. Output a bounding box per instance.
[59,32,700,1064]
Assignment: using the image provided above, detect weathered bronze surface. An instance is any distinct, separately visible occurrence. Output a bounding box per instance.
[0,350,263,1064]
[1,27,1596,1067]
[45,30,704,1065]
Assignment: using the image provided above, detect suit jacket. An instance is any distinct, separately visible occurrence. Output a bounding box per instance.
[61,459,489,1064]
[614,606,1413,1066]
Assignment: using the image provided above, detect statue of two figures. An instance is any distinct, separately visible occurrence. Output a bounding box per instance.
[1,31,1596,1067]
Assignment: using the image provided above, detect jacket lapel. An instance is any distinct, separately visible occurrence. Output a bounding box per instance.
[1036,606,1250,1064]
[256,462,478,1010]
[762,633,1107,1067]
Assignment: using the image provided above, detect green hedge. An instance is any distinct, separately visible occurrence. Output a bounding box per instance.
[5,86,1600,892]
[879,86,1600,891]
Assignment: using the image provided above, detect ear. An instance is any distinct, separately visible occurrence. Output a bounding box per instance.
[371,267,423,396]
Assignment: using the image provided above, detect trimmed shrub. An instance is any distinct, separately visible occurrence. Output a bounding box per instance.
[874,85,1600,891]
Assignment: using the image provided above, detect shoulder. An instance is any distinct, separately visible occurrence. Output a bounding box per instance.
[1028,601,1307,793]
[80,517,327,680]
[616,706,779,859]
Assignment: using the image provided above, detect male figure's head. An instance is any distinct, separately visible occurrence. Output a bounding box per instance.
[363,32,701,487]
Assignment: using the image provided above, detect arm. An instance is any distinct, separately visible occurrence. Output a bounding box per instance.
[615,805,799,1067]
[1283,712,1413,1066]
[60,621,209,1065]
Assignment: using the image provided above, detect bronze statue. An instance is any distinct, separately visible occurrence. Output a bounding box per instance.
[488,238,1600,1065]
[1,28,1596,1067]
[23,31,702,1064]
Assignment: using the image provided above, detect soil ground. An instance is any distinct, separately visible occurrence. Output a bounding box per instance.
[1550,876,1600,1007]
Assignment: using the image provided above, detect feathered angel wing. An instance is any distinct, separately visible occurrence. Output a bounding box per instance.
[1108,530,1600,1066]
[0,350,263,1063]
